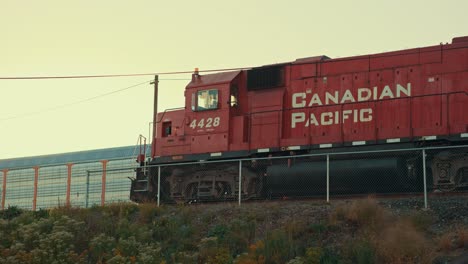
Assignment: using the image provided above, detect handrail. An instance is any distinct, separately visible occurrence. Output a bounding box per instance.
[154,107,185,123]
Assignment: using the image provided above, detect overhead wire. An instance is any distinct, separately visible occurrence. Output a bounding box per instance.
[0,78,188,121]
[0,65,251,121]
[0,67,250,80]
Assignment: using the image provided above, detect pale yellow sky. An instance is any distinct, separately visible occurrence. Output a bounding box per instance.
[1,0,467,159]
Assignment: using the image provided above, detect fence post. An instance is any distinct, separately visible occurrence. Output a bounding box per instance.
[1,170,7,210]
[100,160,108,206]
[422,149,428,209]
[85,170,90,208]
[32,166,39,211]
[326,154,330,203]
[66,163,73,207]
[157,166,161,207]
[238,160,242,206]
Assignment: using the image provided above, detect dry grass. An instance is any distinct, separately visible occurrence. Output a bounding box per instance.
[329,198,438,263]
[456,227,468,249]
[330,197,388,230]
[438,233,452,252]
[137,202,162,223]
[376,220,434,264]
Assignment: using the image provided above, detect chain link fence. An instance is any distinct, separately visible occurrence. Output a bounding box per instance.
[1,145,467,210]
[125,145,468,209]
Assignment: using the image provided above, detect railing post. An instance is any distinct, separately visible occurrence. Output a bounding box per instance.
[326,154,330,203]
[238,160,242,206]
[422,149,428,209]
[157,166,161,207]
[85,170,90,208]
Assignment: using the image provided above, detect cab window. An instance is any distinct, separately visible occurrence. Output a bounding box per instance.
[195,89,218,111]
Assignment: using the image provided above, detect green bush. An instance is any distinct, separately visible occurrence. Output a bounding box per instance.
[347,239,376,264]
[0,206,23,220]
[264,229,296,264]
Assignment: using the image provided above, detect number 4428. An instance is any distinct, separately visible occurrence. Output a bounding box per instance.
[189,117,220,129]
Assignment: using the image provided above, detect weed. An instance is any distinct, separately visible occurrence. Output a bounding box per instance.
[329,204,347,223]
[264,229,297,264]
[198,237,232,264]
[438,233,452,252]
[456,227,468,248]
[138,202,161,223]
[33,208,49,219]
[208,224,229,242]
[227,218,257,255]
[409,211,432,232]
[309,222,327,235]
[376,220,433,263]
[346,239,376,264]
[345,198,386,228]
[285,220,307,239]
[304,247,322,264]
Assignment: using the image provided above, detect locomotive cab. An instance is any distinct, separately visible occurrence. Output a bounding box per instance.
[152,70,249,160]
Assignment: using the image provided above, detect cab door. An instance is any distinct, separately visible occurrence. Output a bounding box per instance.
[185,86,230,154]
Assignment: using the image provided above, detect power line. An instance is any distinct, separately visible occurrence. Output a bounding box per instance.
[0,67,250,80]
[0,79,153,121]
[1,78,192,121]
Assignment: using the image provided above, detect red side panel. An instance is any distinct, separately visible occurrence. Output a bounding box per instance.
[249,89,284,150]
[154,110,190,157]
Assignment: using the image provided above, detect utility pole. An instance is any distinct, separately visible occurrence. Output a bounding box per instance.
[150,75,159,156]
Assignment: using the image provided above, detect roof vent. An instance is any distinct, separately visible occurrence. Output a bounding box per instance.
[247,65,285,91]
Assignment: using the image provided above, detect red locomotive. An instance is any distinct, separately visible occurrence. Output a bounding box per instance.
[131,36,468,202]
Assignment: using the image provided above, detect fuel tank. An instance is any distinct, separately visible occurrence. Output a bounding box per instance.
[265,157,408,196]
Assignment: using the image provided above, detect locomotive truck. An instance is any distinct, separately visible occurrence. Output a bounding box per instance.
[131,36,468,203]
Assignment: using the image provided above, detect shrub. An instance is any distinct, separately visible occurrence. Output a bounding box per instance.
[346,239,376,264]
[308,222,327,236]
[198,237,232,264]
[208,224,229,242]
[304,247,322,264]
[264,229,296,264]
[319,248,341,264]
[226,218,256,255]
[0,206,23,220]
[138,203,161,224]
[90,233,116,263]
[137,243,164,264]
[116,236,139,257]
[33,208,50,219]
[345,198,386,228]
[375,220,433,263]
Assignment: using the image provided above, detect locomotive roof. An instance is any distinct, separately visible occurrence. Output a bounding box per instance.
[187,70,241,88]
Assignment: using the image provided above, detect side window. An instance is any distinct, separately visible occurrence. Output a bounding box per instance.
[195,89,218,111]
[162,121,172,137]
[230,85,238,107]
